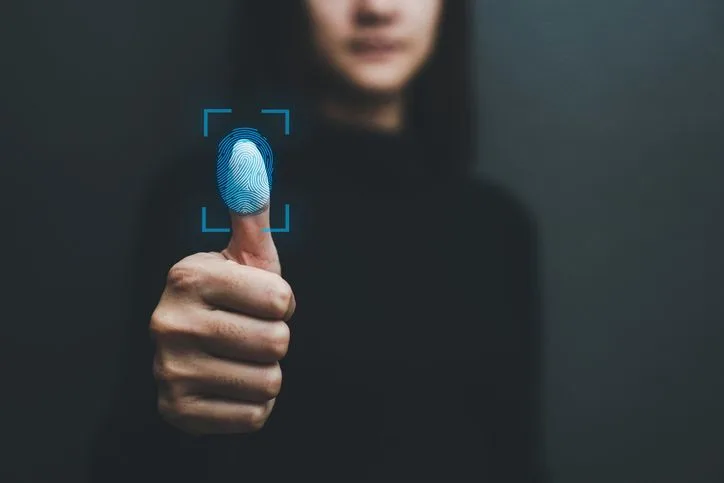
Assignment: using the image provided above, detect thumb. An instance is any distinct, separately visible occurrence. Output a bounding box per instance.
[217,137,280,275]
[224,208,280,275]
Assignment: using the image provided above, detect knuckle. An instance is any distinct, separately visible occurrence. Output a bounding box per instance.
[167,260,204,293]
[150,308,203,341]
[267,278,293,319]
[245,405,269,432]
[149,307,177,338]
[259,365,283,399]
[159,397,193,423]
[158,396,207,436]
[153,355,193,384]
[261,323,290,360]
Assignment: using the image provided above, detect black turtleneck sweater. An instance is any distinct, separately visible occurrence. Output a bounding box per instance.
[92,121,541,483]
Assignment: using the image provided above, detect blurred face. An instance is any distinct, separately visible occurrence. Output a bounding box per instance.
[304,0,444,96]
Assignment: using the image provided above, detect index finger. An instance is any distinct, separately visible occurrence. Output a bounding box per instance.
[200,255,295,321]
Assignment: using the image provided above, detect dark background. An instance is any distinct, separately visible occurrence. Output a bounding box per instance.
[1,1,722,482]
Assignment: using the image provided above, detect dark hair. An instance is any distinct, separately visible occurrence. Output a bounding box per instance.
[227,0,475,175]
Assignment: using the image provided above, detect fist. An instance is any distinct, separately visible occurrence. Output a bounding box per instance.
[150,200,295,434]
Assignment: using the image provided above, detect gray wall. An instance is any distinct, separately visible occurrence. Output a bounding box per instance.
[1,1,722,482]
[473,1,724,481]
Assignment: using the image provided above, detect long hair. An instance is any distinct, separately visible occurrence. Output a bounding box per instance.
[226,0,475,175]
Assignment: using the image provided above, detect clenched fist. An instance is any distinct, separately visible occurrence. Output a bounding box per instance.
[150,201,295,435]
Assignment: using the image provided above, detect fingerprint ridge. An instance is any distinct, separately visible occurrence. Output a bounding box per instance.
[216,128,274,215]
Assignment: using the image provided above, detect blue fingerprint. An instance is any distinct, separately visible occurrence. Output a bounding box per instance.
[216,128,274,215]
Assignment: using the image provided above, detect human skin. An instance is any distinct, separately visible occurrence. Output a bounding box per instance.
[307,0,443,131]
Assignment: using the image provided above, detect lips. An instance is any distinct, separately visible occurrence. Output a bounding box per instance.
[349,37,403,57]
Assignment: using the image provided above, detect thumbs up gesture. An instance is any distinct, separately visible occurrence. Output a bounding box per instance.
[150,142,295,435]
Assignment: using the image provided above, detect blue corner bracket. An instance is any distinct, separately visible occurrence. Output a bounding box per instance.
[201,204,290,233]
[203,108,233,137]
[261,109,291,135]
[201,107,291,234]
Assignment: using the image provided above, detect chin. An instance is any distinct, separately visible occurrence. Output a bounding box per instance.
[337,63,413,98]
[353,81,405,97]
[344,74,410,98]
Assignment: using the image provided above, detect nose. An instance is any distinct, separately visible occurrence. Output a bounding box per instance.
[356,0,399,26]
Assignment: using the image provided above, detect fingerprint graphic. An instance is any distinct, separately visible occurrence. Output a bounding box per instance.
[216,128,274,215]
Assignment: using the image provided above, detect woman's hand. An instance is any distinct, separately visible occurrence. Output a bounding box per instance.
[150,206,295,435]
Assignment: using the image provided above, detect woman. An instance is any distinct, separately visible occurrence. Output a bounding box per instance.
[93,1,541,482]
